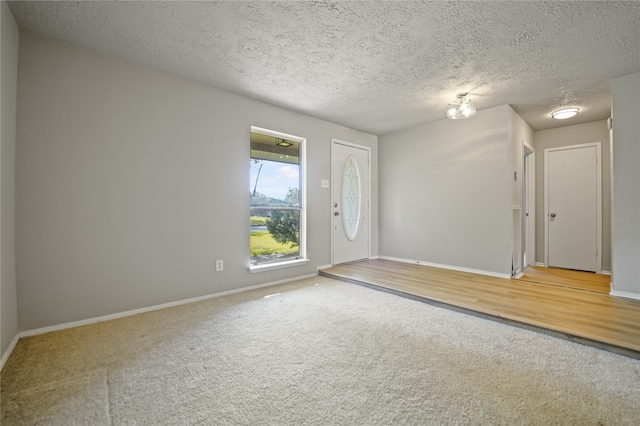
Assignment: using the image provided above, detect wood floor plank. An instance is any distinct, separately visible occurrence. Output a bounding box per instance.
[518,266,611,293]
[320,259,640,357]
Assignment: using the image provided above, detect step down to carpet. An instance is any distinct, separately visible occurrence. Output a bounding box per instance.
[320,264,640,360]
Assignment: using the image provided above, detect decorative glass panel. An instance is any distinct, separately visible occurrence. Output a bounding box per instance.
[341,156,361,240]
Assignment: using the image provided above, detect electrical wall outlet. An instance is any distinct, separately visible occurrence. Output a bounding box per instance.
[215,259,223,271]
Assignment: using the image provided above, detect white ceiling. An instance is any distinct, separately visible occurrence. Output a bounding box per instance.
[7,1,640,135]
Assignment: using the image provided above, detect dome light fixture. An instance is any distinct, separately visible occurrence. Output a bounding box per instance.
[447,93,476,119]
[551,108,579,120]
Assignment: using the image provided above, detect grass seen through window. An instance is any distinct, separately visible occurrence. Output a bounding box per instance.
[250,216,298,258]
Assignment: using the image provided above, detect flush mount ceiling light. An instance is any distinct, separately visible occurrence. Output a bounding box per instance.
[551,108,579,120]
[447,93,476,119]
[275,138,294,147]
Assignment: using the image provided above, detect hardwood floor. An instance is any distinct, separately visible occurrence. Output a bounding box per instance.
[319,259,640,358]
[518,266,611,293]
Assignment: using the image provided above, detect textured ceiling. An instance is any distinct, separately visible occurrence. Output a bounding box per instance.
[7,1,640,135]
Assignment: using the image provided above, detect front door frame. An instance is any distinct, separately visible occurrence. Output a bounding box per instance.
[544,142,602,272]
[331,138,371,265]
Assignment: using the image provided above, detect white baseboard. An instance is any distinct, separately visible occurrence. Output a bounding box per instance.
[610,289,640,301]
[378,256,511,279]
[513,272,524,279]
[1,335,20,372]
[15,272,318,341]
[535,262,545,267]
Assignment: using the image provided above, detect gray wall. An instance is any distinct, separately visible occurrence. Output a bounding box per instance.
[0,1,18,356]
[378,105,512,276]
[1,0,19,360]
[611,72,640,298]
[533,120,611,271]
[16,32,378,330]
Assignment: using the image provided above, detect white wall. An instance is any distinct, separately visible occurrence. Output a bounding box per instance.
[533,120,612,271]
[610,72,640,299]
[378,105,512,276]
[16,32,378,330]
[1,0,19,361]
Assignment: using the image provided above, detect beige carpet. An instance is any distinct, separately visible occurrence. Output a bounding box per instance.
[2,276,639,425]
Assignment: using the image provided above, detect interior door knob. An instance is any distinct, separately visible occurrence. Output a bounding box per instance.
[550,213,556,218]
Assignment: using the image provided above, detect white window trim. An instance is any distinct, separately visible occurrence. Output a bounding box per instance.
[249,126,307,270]
[249,258,310,273]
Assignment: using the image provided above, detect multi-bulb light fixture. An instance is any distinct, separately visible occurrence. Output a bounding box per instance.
[446,93,477,119]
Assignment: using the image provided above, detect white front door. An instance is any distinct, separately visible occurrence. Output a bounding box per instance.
[545,143,601,272]
[332,140,370,265]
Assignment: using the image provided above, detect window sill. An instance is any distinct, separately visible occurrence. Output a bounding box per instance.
[249,258,310,274]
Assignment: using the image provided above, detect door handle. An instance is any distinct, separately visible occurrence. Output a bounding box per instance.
[550,213,556,218]
[334,211,340,216]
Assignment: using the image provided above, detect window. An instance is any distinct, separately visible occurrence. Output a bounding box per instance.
[249,127,306,270]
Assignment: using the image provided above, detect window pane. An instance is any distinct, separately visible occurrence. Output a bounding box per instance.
[250,210,300,265]
[250,159,300,208]
[250,133,299,164]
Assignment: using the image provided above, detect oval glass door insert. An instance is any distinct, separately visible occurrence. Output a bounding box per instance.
[341,155,362,240]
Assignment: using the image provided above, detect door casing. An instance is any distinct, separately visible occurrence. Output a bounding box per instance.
[523,142,536,269]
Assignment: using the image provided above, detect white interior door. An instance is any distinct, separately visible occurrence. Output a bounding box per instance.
[332,140,370,265]
[545,143,601,272]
